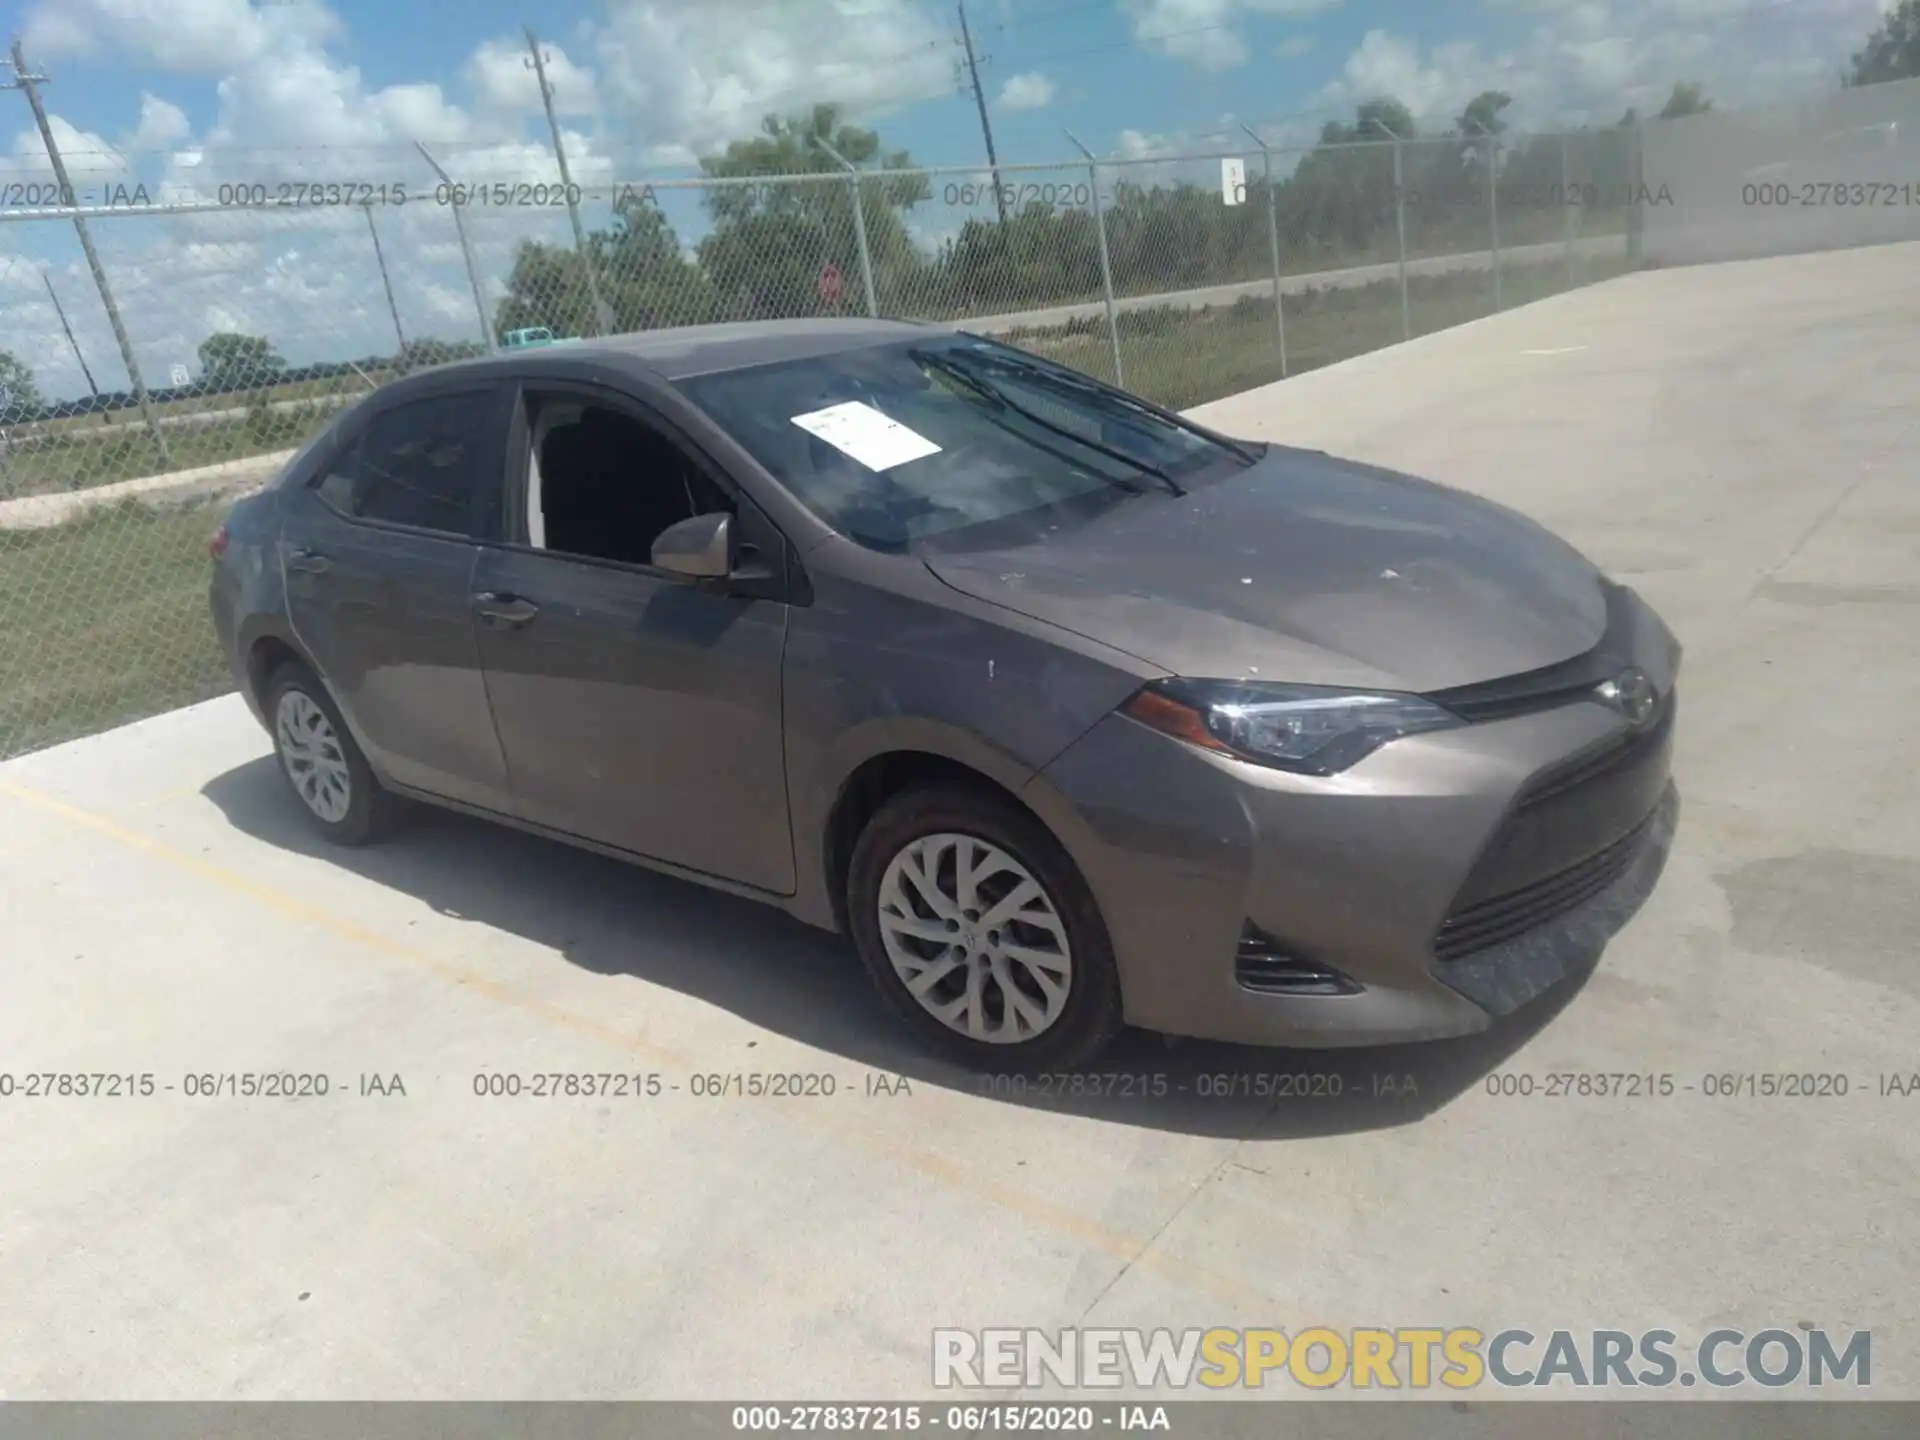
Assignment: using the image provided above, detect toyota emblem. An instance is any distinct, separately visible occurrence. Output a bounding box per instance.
[1595,667,1658,727]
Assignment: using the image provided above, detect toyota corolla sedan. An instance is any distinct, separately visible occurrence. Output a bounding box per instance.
[209,318,1680,1070]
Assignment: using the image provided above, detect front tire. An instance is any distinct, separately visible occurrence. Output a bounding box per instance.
[265,661,404,846]
[847,785,1123,1071]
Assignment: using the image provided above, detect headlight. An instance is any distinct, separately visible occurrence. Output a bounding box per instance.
[1121,678,1463,775]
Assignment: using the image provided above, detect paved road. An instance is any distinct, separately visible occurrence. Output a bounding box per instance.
[2,242,1915,1400]
[963,234,1622,334]
[0,449,298,531]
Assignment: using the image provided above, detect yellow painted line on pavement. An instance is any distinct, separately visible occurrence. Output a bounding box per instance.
[0,775,1277,1315]
[0,782,211,867]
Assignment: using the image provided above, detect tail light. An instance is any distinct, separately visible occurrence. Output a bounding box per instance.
[207,523,229,559]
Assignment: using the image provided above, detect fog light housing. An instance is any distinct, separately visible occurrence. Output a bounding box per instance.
[1234,923,1363,997]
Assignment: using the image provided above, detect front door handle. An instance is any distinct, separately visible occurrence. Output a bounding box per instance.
[472,591,540,627]
[286,547,332,575]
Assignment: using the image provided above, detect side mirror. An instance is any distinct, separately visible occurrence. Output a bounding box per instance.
[653,511,734,579]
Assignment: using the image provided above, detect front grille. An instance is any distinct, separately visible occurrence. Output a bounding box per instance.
[1516,688,1676,811]
[1425,582,1639,723]
[1433,809,1657,962]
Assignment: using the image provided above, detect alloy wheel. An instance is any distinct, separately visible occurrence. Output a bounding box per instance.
[275,689,352,824]
[876,832,1074,1044]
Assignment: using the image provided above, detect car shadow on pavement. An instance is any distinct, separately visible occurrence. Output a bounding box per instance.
[205,756,1619,1142]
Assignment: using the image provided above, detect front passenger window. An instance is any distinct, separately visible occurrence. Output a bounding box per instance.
[529,398,731,568]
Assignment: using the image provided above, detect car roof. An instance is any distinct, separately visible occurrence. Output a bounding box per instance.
[473,317,944,382]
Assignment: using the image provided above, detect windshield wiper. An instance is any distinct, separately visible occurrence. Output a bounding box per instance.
[956,347,1264,466]
[912,349,1186,498]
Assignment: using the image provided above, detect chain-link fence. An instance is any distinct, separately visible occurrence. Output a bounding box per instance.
[0,88,1839,760]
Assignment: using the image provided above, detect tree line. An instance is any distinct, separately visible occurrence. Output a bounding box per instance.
[491,91,1659,339]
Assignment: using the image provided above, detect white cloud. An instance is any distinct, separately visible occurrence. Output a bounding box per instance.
[1320,31,1492,125]
[1121,0,1347,72]
[997,72,1056,111]
[129,94,192,153]
[465,36,600,117]
[1115,128,1177,161]
[589,0,958,162]
[9,115,129,180]
[1108,128,1223,186]
[24,0,342,74]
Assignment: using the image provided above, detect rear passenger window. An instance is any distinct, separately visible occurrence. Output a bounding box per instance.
[317,392,491,535]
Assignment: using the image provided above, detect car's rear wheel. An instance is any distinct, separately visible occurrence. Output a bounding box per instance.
[266,661,404,846]
[847,786,1122,1071]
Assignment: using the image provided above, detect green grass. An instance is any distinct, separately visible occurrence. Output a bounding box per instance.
[0,256,1636,763]
[1,396,350,502]
[0,498,236,760]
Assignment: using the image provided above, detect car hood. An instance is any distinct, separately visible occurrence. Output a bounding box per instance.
[923,445,1608,693]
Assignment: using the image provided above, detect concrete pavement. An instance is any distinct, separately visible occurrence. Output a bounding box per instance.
[1,240,1915,1401]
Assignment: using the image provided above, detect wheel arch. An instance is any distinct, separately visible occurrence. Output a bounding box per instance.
[235,619,315,728]
[236,622,382,779]
[804,714,1081,937]
[822,749,1053,937]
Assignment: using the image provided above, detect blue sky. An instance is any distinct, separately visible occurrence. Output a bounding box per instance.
[13,0,1897,176]
[0,0,1899,401]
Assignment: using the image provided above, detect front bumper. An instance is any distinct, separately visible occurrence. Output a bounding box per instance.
[1026,592,1681,1049]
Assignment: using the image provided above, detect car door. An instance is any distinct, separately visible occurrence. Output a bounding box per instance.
[281,381,516,814]
[469,381,796,894]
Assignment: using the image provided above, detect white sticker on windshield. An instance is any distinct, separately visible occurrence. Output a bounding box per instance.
[790,401,941,471]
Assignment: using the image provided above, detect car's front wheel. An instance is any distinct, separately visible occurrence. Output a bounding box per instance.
[847,786,1122,1071]
[265,661,405,846]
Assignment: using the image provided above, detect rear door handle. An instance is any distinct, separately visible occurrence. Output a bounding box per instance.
[285,548,332,575]
[472,591,540,627]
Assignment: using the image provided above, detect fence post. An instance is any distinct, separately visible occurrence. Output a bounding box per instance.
[1378,123,1413,341]
[815,137,879,317]
[1239,125,1288,377]
[416,142,494,351]
[6,40,171,468]
[1627,118,1646,265]
[1065,130,1124,388]
[1483,129,1504,310]
[1561,130,1576,287]
[362,203,407,365]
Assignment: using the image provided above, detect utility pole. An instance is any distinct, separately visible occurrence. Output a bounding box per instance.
[956,0,1008,225]
[524,26,612,336]
[6,39,170,467]
[43,269,108,418]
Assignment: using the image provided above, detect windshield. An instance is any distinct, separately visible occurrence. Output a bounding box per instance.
[676,334,1255,550]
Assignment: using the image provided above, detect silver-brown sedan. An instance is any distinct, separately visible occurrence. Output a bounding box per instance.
[210,318,1680,1069]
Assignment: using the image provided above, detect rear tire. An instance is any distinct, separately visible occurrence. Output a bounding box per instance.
[265,661,405,846]
[847,785,1123,1071]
